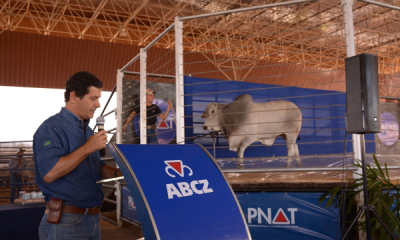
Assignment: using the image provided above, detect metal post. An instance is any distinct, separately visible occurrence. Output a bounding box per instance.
[359,136,372,240]
[121,24,174,72]
[116,70,124,144]
[342,0,356,57]
[179,0,316,21]
[140,48,147,144]
[175,17,185,144]
[115,181,122,227]
[209,131,217,158]
[341,0,364,201]
[213,137,216,158]
[359,0,400,11]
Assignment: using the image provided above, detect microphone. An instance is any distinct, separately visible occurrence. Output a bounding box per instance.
[96,116,106,157]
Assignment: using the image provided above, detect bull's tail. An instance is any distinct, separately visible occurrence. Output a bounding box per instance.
[297,135,301,141]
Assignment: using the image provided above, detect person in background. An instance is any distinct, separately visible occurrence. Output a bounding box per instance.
[9,148,27,203]
[33,71,122,240]
[122,88,172,144]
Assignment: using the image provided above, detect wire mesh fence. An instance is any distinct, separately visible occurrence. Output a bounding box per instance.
[176,0,354,183]
[116,0,400,182]
[120,29,177,145]
[0,142,39,205]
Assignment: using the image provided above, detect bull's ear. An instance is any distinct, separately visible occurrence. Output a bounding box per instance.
[201,112,206,118]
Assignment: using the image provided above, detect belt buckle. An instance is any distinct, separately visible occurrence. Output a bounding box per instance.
[92,206,99,214]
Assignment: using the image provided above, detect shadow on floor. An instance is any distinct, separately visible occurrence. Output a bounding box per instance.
[101,210,143,240]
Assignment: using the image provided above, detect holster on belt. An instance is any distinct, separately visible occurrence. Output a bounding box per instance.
[47,198,64,224]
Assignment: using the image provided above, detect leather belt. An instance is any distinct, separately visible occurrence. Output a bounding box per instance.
[146,125,156,130]
[45,205,100,215]
[63,205,100,215]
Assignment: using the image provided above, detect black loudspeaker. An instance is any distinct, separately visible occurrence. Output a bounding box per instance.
[345,53,381,134]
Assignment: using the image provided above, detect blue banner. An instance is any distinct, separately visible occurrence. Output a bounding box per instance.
[119,188,341,240]
[109,144,251,240]
[236,192,340,240]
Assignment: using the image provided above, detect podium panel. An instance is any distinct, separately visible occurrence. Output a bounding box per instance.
[108,143,251,240]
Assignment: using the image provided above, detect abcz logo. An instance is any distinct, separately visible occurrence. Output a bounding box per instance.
[164,160,213,199]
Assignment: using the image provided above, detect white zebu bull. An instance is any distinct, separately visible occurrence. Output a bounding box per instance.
[202,94,302,167]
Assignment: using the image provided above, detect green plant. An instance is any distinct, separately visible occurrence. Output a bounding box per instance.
[320,154,400,239]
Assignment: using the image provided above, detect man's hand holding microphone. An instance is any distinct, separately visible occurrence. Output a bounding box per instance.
[86,116,107,156]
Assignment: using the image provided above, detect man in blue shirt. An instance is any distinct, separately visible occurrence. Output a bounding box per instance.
[34,71,122,240]
[9,148,27,203]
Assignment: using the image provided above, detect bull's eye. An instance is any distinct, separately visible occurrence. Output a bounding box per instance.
[211,110,214,113]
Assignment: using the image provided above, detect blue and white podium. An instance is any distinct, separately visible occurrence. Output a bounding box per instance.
[108,143,251,240]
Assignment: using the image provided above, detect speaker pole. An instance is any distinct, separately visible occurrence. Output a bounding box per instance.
[340,134,397,240]
[340,6,364,239]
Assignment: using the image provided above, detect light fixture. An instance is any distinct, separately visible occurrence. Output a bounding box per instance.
[120,28,127,37]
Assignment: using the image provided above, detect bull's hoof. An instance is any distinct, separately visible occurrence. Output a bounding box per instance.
[236,161,244,169]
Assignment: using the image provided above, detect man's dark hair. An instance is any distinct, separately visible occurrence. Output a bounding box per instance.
[64,71,103,102]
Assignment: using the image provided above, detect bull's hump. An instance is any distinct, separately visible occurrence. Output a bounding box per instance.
[234,94,252,102]
[258,100,297,109]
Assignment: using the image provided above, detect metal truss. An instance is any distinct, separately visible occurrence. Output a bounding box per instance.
[2,0,400,94]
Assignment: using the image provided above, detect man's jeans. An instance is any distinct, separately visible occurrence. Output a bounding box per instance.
[39,212,101,240]
[10,173,22,203]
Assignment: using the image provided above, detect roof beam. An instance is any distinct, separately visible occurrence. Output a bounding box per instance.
[0,0,11,31]
[80,0,108,38]
[359,0,400,11]
[11,0,30,31]
[111,0,149,41]
[26,11,42,34]
[47,0,70,34]
[45,0,65,35]
[0,0,10,14]
[141,0,191,44]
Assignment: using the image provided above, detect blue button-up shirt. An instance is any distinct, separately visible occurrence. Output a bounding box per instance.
[33,107,106,208]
